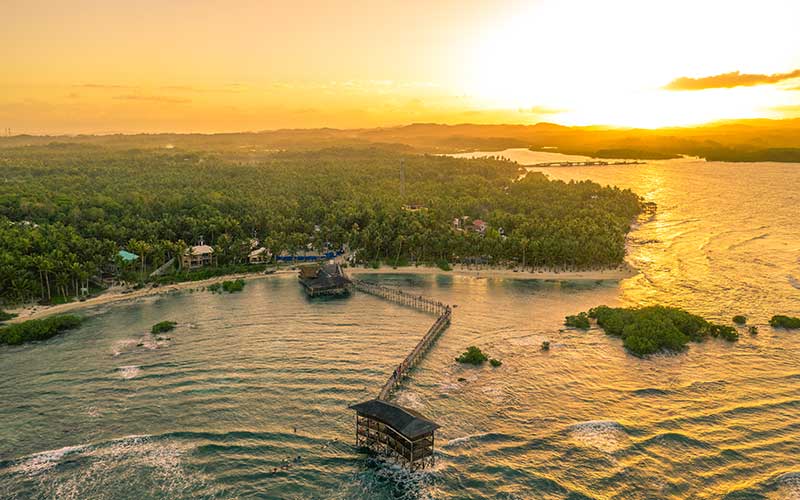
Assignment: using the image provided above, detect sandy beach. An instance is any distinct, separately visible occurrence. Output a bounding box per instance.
[348,264,637,281]
[6,264,636,323]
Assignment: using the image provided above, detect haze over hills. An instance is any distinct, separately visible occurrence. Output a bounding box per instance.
[2,118,800,162]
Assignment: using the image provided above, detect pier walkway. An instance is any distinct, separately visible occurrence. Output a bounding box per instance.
[350,278,451,400]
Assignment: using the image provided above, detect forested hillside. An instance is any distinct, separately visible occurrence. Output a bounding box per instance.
[3,118,800,161]
[0,145,641,304]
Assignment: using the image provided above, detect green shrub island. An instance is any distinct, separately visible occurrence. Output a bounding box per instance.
[541,341,551,351]
[732,315,747,325]
[577,305,739,357]
[564,312,590,330]
[208,279,246,294]
[456,346,489,365]
[748,325,759,335]
[0,315,82,345]
[769,315,800,329]
[151,321,177,334]
[489,358,502,367]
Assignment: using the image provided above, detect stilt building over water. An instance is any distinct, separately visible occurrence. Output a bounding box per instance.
[297,263,352,297]
[349,399,438,470]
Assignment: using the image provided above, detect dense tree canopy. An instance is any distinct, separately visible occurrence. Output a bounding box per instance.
[0,145,642,304]
[585,305,739,357]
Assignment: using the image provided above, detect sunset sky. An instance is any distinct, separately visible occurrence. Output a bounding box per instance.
[2,0,800,134]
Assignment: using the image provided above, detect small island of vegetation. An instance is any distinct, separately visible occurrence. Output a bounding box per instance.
[0,315,83,345]
[574,305,738,357]
[208,279,246,294]
[151,321,177,334]
[456,346,489,365]
[769,315,800,329]
[732,315,747,325]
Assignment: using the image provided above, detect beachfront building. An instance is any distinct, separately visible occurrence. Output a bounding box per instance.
[349,399,439,470]
[181,243,214,269]
[248,246,270,264]
[102,249,140,283]
[297,263,351,297]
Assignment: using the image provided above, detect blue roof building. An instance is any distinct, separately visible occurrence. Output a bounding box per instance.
[118,250,139,263]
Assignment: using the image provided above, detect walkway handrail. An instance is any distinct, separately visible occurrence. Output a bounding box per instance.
[377,308,450,400]
[351,278,448,316]
[350,277,452,401]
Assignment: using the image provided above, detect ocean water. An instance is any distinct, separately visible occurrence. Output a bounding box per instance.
[2,153,799,499]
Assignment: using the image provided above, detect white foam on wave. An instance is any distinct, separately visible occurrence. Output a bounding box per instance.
[569,420,629,453]
[775,472,800,500]
[117,365,142,379]
[112,334,170,357]
[6,435,202,500]
[9,444,88,476]
[444,432,491,448]
[394,391,425,411]
[111,339,138,357]
[356,457,437,500]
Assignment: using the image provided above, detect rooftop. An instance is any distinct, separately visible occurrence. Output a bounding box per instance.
[187,244,214,255]
[248,247,268,258]
[349,399,439,440]
[298,263,351,292]
[118,250,138,262]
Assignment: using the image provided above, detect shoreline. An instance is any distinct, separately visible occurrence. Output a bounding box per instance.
[5,264,637,323]
[348,264,637,281]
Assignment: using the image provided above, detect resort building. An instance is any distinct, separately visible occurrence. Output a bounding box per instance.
[349,399,439,470]
[248,246,270,264]
[297,263,351,297]
[181,243,214,269]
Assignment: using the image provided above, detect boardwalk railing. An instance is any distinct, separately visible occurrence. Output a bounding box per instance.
[377,307,451,400]
[350,278,452,400]
[351,279,448,316]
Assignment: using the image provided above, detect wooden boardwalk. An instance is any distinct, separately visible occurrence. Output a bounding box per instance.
[350,278,451,400]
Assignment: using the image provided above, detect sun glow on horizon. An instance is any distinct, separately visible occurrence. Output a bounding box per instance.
[464,0,800,128]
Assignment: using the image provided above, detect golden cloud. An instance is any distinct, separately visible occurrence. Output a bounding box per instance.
[664,69,800,91]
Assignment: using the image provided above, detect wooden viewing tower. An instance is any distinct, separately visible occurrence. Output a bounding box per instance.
[349,399,439,470]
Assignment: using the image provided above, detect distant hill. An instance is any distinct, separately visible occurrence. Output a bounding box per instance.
[2,118,800,162]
